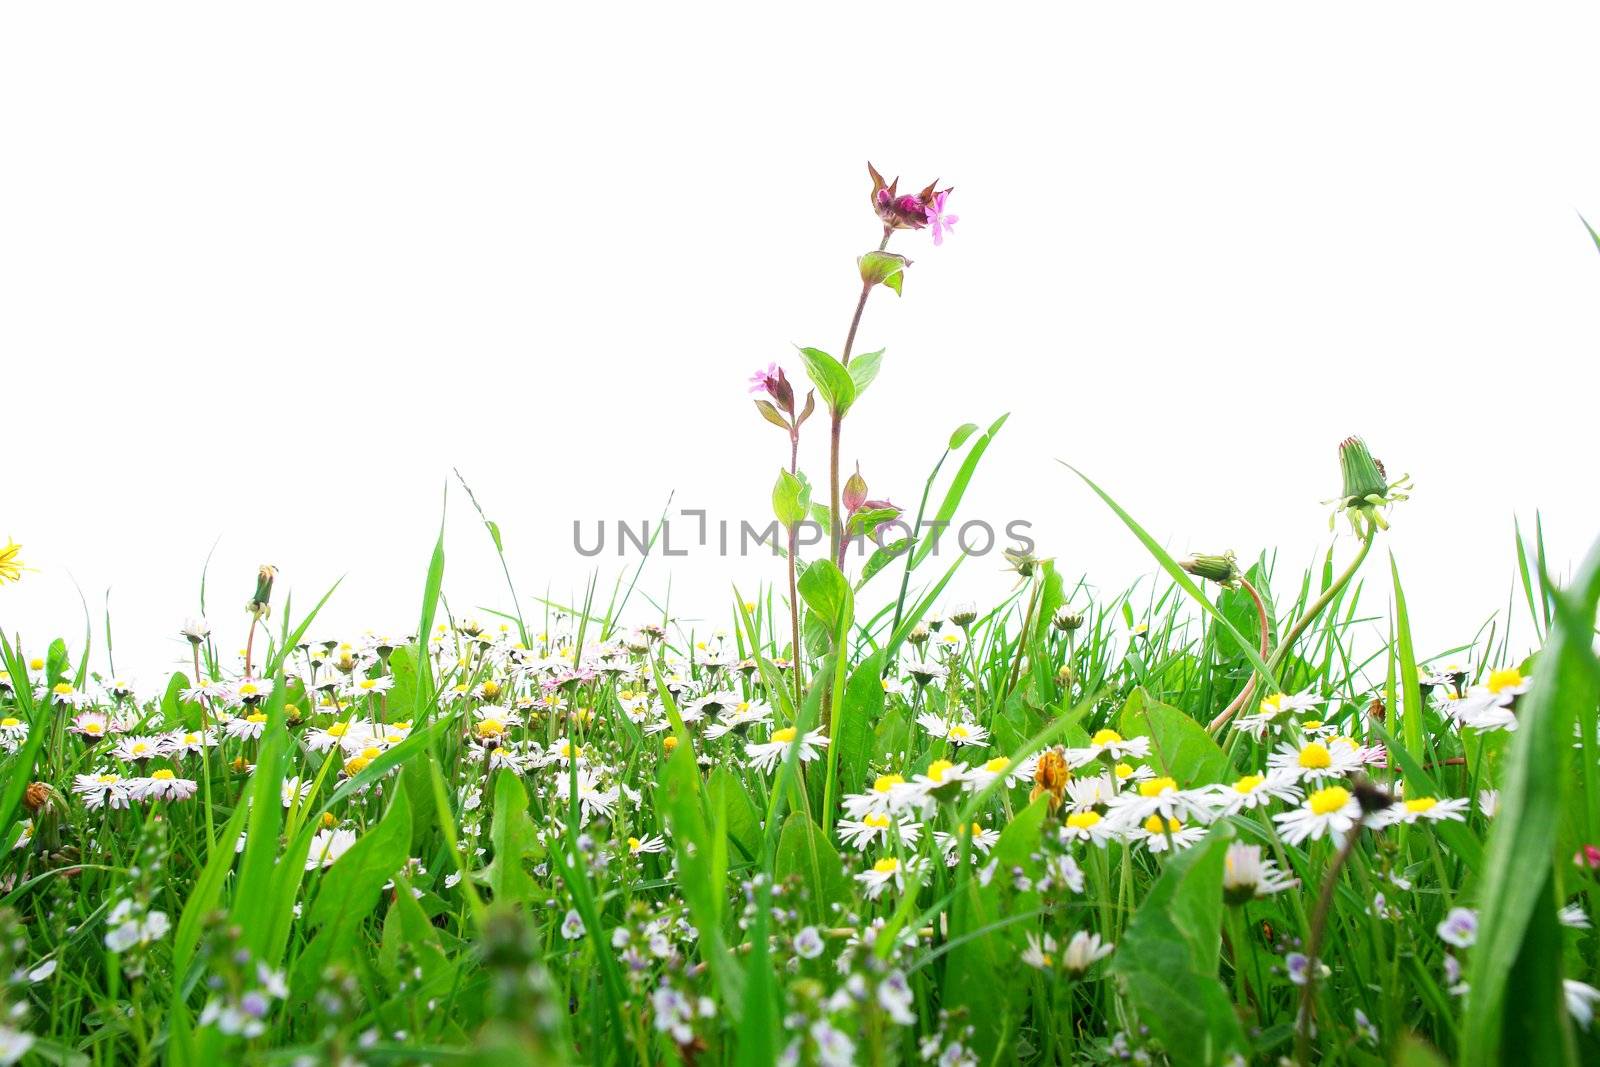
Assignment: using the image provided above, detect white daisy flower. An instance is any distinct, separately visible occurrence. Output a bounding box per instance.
[1266,739,1363,782]
[1222,844,1297,904]
[223,713,271,741]
[1206,770,1304,815]
[744,726,828,773]
[1061,930,1115,974]
[933,822,999,863]
[855,856,924,900]
[73,772,130,811]
[1064,729,1151,767]
[1105,776,1215,828]
[111,735,164,762]
[1058,809,1118,847]
[1273,785,1363,846]
[129,769,198,802]
[305,827,359,870]
[1132,815,1207,853]
[1236,690,1324,739]
[842,774,914,819]
[627,833,668,856]
[915,712,990,748]
[704,700,774,740]
[837,812,923,852]
[1374,795,1470,828]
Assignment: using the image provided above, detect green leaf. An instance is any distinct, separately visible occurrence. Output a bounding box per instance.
[1119,686,1233,785]
[837,651,887,796]
[858,251,908,295]
[848,348,884,396]
[797,347,856,416]
[797,559,850,627]
[486,769,542,903]
[910,412,1009,570]
[948,422,980,449]
[774,811,849,915]
[772,469,808,527]
[1064,462,1277,686]
[1110,825,1247,1067]
[1388,552,1427,789]
[291,786,413,999]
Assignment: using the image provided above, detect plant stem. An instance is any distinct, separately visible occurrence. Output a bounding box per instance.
[827,228,892,568]
[1269,529,1376,679]
[1208,577,1270,734]
[1296,814,1367,1066]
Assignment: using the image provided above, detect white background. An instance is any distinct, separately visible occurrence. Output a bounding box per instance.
[4,4,1599,688]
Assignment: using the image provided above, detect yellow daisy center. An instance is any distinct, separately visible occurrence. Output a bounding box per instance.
[1233,774,1265,794]
[1297,742,1332,770]
[864,813,892,828]
[1143,815,1181,834]
[1066,811,1102,830]
[926,759,955,784]
[873,774,906,793]
[1139,776,1177,798]
[872,858,900,874]
[770,727,797,744]
[1308,786,1351,815]
[1114,762,1135,779]
[1090,729,1123,746]
[1487,668,1524,694]
[1404,797,1438,813]
[152,769,175,780]
[984,757,1010,773]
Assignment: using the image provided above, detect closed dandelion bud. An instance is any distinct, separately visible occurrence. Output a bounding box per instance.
[1338,436,1387,504]
[1056,663,1076,686]
[247,564,277,618]
[1052,608,1085,633]
[1179,551,1239,588]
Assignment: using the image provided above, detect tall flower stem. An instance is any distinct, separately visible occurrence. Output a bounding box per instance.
[1296,814,1367,1066]
[1208,576,1270,734]
[787,431,804,711]
[1267,529,1376,679]
[828,229,892,569]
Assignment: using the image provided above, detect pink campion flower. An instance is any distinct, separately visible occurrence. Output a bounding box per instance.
[925,190,958,246]
[748,362,781,395]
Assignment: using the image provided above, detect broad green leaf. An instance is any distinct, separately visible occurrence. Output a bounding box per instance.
[798,559,850,627]
[797,347,856,416]
[848,348,885,396]
[291,786,413,998]
[1110,825,1247,1067]
[486,769,541,904]
[1119,686,1233,785]
[774,811,849,916]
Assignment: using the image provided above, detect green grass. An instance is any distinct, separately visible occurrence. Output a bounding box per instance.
[0,474,1595,1066]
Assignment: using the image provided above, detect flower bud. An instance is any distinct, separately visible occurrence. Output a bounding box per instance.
[1575,844,1600,874]
[950,603,978,629]
[867,162,949,231]
[1179,551,1240,588]
[1051,608,1085,633]
[843,467,869,514]
[247,565,277,619]
[1338,436,1388,504]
